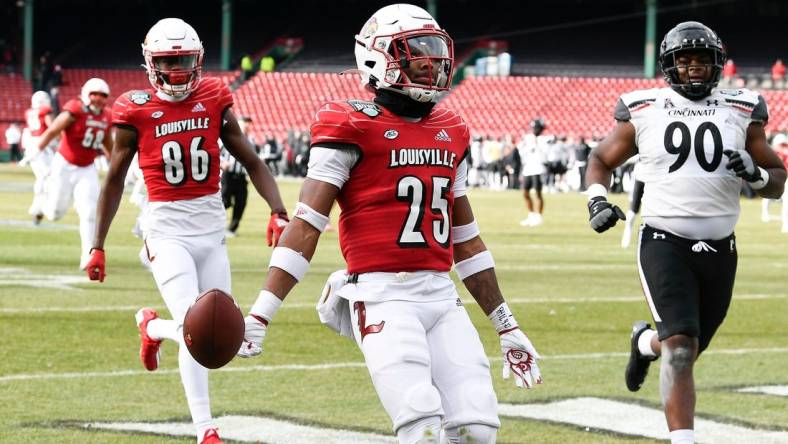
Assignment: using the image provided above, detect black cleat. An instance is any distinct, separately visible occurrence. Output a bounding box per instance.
[625,320,657,392]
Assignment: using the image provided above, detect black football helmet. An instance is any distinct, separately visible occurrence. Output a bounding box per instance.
[659,21,726,100]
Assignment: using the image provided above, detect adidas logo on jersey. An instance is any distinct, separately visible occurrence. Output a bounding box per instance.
[434,129,452,142]
[191,102,206,113]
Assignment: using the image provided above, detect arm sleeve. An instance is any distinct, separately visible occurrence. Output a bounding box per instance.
[613,98,631,121]
[306,145,360,189]
[453,159,468,197]
[751,95,769,124]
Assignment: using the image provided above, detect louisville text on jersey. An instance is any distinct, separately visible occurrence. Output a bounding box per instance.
[154,118,210,138]
[388,148,457,169]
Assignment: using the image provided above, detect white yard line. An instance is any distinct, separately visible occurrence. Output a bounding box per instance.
[3,347,787,384]
[86,415,398,444]
[2,293,784,314]
[499,397,788,444]
[738,385,788,397]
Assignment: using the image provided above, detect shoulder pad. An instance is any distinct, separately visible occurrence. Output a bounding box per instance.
[619,88,659,110]
[310,101,364,146]
[62,99,85,115]
[346,99,382,118]
[717,88,768,122]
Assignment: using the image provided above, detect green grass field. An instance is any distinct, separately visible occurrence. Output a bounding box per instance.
[1,162,786,443]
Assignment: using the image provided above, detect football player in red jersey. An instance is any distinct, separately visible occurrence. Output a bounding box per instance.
[21,91,55,224]
[237,5,541,443]
[35,78,112,268]
[85,18,288,444]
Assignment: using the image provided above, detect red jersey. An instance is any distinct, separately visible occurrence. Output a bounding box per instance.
[112,77,233,202]
[58,99,111,167]
[311,100,470,274]
[25,106,52,137]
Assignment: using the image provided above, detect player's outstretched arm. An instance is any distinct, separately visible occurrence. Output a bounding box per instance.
[585,121,637,233]
[36,111,74,150]
[237,178,339,358]
[723,122,786,199]
[452,195,542,389]
[86,126,138,282]
[220,109,288,245]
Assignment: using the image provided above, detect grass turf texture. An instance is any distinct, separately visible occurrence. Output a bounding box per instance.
[0,163,786,443]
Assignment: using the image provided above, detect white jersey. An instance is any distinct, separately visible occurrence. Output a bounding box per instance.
[518,134,548,176]
[616,87,768,224]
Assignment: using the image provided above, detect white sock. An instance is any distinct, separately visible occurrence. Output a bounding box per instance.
[146,318,180,342]
[638,328,658,357]
[178,342,212,441]
[670,428,694,444]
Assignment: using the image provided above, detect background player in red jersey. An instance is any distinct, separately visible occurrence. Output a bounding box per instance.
[236,5,541,443]
[35,78,112,269]
[84,18,288,444]
[21,90,54,224]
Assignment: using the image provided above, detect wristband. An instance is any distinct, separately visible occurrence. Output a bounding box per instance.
[750,167,769,190]
[250,290,282,323]
[451,220,480,244]
[294,202,330,232]
[586,183,608,200]
[269,247,310,282]
[488,302,519,335]
[454,250,495,280]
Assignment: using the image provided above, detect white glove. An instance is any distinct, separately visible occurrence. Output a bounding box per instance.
[237,315,267,358]
[500,328,542,389]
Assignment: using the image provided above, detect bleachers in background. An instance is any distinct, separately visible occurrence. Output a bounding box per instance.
[234,73,788,141]
[0,74,32,123]
[57,69,239,107]
[444,76,663,138]
[3,70,788,149]
[232,71,371,141]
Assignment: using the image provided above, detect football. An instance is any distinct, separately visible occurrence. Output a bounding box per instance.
[182,288,245,369]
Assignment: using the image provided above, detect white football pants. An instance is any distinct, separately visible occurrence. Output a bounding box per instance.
[43,152,98,265]
[24,137,53,217]
[348,281,500,439]
[144,229,231,436]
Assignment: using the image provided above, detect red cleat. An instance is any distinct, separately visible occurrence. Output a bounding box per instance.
[200,428,223,444]
[135,308,162,371]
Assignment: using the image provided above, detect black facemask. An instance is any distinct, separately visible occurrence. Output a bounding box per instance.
[374,88,436,119]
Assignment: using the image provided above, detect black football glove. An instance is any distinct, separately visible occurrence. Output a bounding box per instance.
[588,196,626,233]
[723,149,762,183]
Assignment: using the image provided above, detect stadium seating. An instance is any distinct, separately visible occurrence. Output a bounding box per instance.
[56,69,239,106]
[232,71,372,141]
[0,73,32,122]
[2,70,787,149]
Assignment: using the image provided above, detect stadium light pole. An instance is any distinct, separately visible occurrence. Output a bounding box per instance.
[22,0,34,82]
[221,0,233,71]
[427,0,438,21]
[644,0,657,78]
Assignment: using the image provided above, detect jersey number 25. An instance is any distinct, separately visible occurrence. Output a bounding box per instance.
[397,176,451,248]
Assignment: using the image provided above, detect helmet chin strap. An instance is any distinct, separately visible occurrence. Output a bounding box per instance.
[374,87,436,118]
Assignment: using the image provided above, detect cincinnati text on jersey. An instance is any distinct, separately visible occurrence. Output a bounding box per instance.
[388,148,457,169]
[154,118,211,138]
[667,108,716,118]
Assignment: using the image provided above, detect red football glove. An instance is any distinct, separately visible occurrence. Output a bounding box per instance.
[86,248,106,282]
[267,212,289,247]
